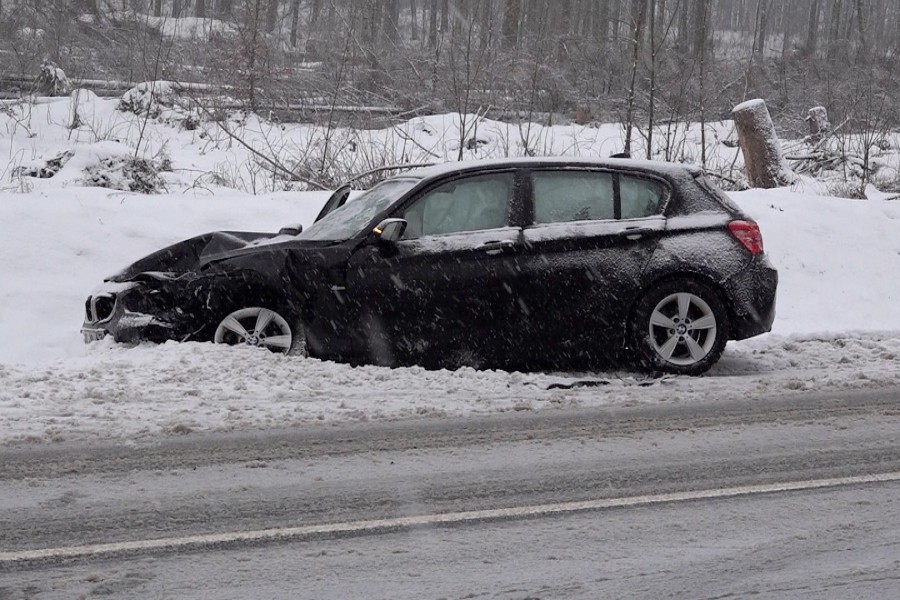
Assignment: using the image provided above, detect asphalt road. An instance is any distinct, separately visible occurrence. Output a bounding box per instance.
[2,386,900,598]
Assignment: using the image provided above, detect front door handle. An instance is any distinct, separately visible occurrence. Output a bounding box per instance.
[479,239,516,255]
[617,227,654,240]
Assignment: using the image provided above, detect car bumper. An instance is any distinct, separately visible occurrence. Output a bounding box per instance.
[81,327,108,343]
[725,256,778,340]
[82,282,179,344]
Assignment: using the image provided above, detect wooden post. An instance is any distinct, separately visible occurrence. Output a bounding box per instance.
[732,99,796,188]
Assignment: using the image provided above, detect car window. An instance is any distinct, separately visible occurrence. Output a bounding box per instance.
[532,171,614,223]
[402,173,511,239]
[620,175,665,219]
[300,178,419,241]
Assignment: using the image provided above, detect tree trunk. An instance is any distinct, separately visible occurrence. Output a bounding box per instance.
[410,0,419,41]
[266,0,279,33]
[692,0,710,55]
[502,0,519,49]
[219,0,233,18]
[384,0,400,42]
[195,0,205,17]
[610,0,621,41]
[290,0,301,47]
[247,0,263,111]
[172,0,182,18]
[597,0,609,44]
[830,0,843,44]
[781,0,793,59]
[677,0,690,48]
[479,0,493,51]
[624,0,648,156]
[428,0,438,47]
[733,99,796,188]
[154,0,162,17]
[647,0,656,160]
[855,0,868,56]
[806,0,820,54]
[752,0,769,60]
[699,0,709,167]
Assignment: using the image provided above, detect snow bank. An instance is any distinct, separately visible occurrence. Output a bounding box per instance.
[0,332,897,446]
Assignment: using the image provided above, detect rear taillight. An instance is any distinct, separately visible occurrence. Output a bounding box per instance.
[728,220,764,255]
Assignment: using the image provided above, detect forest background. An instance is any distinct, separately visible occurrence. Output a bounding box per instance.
[1,0,898,194]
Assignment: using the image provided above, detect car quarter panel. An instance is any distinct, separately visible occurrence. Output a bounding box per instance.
[640,211,777,338]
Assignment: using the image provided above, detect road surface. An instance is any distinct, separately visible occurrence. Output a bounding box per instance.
[2,387,900,598]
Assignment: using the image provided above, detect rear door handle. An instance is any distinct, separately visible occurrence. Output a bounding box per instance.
[479,239,516,255]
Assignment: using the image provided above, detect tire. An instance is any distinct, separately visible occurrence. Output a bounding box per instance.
[213,306,307,356]
[631,279,729,375]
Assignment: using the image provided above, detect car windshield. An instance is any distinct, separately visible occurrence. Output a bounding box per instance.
[299,178,420,241]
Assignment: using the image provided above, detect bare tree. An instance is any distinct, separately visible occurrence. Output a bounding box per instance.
[623,0,647,156]
[290,0,301,47]
[855,0,868,57]
[266,0,279,33]
[502,0,520,49]
[428,0,437,48]
[807,0,820,54]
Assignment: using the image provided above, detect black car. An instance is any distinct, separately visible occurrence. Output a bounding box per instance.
[82,157,777,375]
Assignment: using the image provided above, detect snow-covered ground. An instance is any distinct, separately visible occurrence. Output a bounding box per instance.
[1,90,899,446]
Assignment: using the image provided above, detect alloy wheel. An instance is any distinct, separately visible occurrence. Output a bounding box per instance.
[213,307,293,353]
[647,292,718,366]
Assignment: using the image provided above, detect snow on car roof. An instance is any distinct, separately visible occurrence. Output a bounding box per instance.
[399,156,702,182]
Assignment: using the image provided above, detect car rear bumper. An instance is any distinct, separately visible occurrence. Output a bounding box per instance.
[725,257,778,340]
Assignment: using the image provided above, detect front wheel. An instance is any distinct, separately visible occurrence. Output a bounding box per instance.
[631,280,729,375]
[213,307,306,355]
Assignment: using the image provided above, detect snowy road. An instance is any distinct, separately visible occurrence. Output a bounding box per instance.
[2,386,900,598]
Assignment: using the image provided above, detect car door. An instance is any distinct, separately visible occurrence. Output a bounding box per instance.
[516,169,669,363]
[344,171,524,366]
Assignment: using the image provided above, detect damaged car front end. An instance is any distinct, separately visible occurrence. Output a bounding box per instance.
[81,230,306,351]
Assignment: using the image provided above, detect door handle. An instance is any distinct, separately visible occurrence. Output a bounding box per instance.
[479,239,516,255]
[617,227,654,240]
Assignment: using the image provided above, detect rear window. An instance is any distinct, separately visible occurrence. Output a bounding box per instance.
[620,175,666,219]
[532,171,615,223]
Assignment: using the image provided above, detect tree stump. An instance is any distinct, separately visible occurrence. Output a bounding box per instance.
[35,61,70,97]
[805,106,831,144]
[732,99,796,188]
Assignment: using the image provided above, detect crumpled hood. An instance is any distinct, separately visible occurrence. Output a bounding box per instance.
[106,231,278,282]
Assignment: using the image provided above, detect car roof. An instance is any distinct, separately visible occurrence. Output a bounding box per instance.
[398,156,702,183]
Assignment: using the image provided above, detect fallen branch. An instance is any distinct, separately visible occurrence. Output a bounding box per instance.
[344,162,436,186]
[182,91,330,191]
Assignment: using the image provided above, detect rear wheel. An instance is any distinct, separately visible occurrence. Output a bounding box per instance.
[213,307,306,356]
[631,280,729,375]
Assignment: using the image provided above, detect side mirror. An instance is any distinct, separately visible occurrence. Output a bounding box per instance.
[278,224,303,236]
[373,218,407,243]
